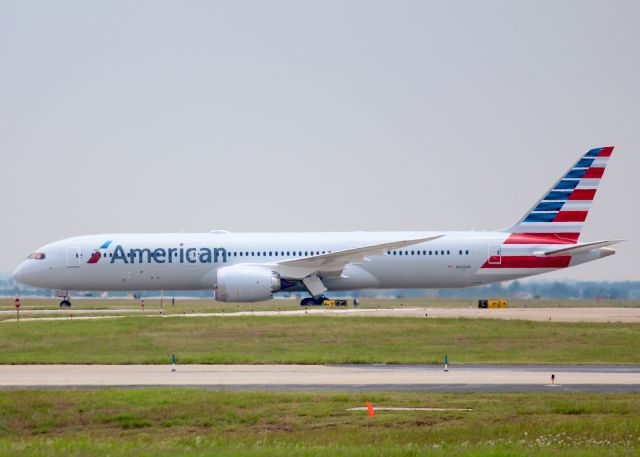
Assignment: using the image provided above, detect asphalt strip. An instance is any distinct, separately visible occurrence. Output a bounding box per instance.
[2,306,639,323]
[1,364,638,392]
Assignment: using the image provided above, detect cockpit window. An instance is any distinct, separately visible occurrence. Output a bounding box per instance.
[27,252,46,260]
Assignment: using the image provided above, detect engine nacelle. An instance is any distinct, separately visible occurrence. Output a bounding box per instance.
[215,265,281,302]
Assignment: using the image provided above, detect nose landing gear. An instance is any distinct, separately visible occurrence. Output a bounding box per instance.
[59,296,72,307]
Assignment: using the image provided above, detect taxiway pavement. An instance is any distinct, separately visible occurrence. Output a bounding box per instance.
[2,307,639,323]
[1,364,638,392]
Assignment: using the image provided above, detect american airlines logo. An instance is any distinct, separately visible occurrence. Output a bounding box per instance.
[87,241,228,264]
[87,240,112,264]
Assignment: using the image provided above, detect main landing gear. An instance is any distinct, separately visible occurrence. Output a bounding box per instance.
[59,296,72,307]
[300,295,328,306]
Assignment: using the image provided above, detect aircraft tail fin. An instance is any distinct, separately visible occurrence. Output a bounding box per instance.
[504,146,614,244]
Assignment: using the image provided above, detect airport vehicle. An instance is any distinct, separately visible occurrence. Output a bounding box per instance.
[478,299,508,309]
[13,147,621,307]
[321,299,348,307]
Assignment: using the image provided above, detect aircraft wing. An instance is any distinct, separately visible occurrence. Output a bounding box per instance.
[269,235,443,281]
[534,240,624,257]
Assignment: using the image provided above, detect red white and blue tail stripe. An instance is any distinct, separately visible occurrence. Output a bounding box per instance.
[505,146,614,244]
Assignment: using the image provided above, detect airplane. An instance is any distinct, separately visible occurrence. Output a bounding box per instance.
[13,146,621,307]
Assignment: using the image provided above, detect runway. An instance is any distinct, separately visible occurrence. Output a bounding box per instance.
[1,364,638,392]
[2,307,639,323]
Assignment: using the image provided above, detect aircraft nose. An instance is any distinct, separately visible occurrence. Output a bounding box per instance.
[12,262,27,284]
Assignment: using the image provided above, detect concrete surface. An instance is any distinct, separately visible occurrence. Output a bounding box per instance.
[2,307,640,323]
[1,364,638,392]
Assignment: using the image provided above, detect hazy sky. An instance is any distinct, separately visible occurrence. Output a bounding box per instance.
[2,1,638,280]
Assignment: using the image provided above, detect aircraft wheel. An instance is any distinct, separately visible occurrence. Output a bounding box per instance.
[300,297,314,306]
[59,299,71,307]
[313,295,327,306]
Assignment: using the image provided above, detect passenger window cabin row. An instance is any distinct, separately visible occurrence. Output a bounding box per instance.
[100,250,334,259]
[226,249,471,258]
[387,249,470,256]
[93,248,471,260]
[228,250,330,257]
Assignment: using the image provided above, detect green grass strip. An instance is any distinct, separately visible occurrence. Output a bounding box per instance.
[0,389,638,456]
[1,315,638,364]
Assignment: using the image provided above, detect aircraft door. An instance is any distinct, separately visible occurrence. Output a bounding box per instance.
[488,245,502,265]
[67,247,81,267]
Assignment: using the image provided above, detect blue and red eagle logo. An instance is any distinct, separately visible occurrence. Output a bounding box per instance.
[87,240,112,264]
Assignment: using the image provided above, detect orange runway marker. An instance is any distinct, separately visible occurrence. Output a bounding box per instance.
[365,401,375,417]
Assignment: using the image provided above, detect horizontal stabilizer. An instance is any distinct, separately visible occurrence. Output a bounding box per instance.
[534,240,623,257]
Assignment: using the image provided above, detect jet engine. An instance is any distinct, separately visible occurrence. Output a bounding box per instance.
[215,265,282,302]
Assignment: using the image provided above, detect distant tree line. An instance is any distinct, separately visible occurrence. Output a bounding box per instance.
[435,280,640,300]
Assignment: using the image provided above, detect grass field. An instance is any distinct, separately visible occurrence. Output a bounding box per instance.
[0,389,638,456]
[1,315,638,364]
[2,300,638,456]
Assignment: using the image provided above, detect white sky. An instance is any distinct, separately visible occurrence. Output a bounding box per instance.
[1,1,638,280]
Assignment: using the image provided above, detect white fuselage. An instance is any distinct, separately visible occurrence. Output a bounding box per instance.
[12,231,605,293]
